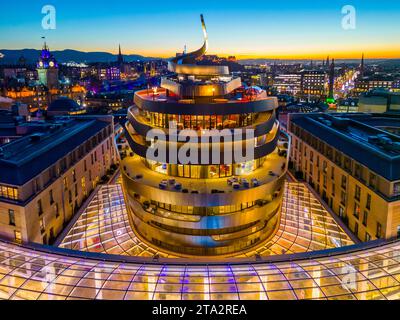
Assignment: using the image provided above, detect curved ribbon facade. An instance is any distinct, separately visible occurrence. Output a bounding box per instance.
[120,15,290,256]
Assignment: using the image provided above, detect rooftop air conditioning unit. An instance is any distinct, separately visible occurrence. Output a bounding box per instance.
[368,136,380,144]
[30,134,42,142]
[332,117,350,129]
[391,142,400,151]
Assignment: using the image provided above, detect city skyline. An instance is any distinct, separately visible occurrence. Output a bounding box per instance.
[1,0,400,59]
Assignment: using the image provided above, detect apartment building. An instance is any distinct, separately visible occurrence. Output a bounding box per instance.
[288,113,400,242]
[0,116,116,244]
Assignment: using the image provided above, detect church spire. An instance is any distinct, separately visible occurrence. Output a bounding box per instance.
[117,44,124,64]
[360,53,365,78]
[328,58,335,101]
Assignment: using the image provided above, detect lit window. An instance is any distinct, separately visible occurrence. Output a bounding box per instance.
[39,219,46,235]
[14,231,22,244]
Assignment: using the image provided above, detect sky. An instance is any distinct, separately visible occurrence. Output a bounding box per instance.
[1,0,400,59]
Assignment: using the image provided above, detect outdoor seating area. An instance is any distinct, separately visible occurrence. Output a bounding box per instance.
[228,177,261,189]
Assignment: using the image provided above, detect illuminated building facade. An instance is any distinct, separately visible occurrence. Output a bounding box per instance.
[120,15,290,257]
[0,117,116,244]
[302,70,327,97]
[273,74,302,96]
[37,43,59,89]
[354,77,394,95]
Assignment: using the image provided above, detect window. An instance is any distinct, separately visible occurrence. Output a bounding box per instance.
[394,183,400,196]
[335,151,341,165]
[0,185,18,201]
[49,165,57,179]
[353,203,360,219]
[344,157,352,172]
[354,164,362,179]
[365,233,371,242]
[331,167,335,180]
[72,169,77,183]
[39,218,45,234]
[37,199,43,216]
[84,160,87,172]
[339,206,345,219]
[369,173,376,188]
[63,177,68,191]
[14,231,22,244]
[355,185,361,201]
[33,178,40,193]
[340,191,346,206]
[9,209,15,226]
[49,190,54,205]
[54,203,60,218]
[376,223,382,238]
[366,194,371,210]
[60,158,67,172]
[323,161,328,174]
[81,177,87,197]
[341,175,347,189]
[354,222,359,237]
[363,211,368,227]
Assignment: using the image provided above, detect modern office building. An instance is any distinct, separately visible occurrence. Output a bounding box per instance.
[301,70,327,97]
[288,113,400,242]
[272,71,327,98]
[0,116,116,244]
[273,74,302,96]
[120,15,289,257]
[354,77,394,95]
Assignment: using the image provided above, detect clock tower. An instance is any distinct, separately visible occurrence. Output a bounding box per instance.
[37,42,59,89]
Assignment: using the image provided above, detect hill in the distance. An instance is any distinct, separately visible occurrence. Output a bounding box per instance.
[0,49,159,64]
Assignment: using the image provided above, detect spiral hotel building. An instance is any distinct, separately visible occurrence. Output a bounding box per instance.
[119,16,289,257]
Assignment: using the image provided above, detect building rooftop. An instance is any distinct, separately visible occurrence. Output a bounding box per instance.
[0,117,111,186]
[290,113,400,181]
[48,97,83,113]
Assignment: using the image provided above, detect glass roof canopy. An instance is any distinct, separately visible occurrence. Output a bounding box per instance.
[57,183,354,258]
[0,234,399,300]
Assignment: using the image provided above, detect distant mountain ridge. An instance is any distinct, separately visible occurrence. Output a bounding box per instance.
[238,58,400,65]
[0,49,160,65]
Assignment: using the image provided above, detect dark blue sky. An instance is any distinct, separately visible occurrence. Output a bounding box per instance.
[1,0,399,58]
